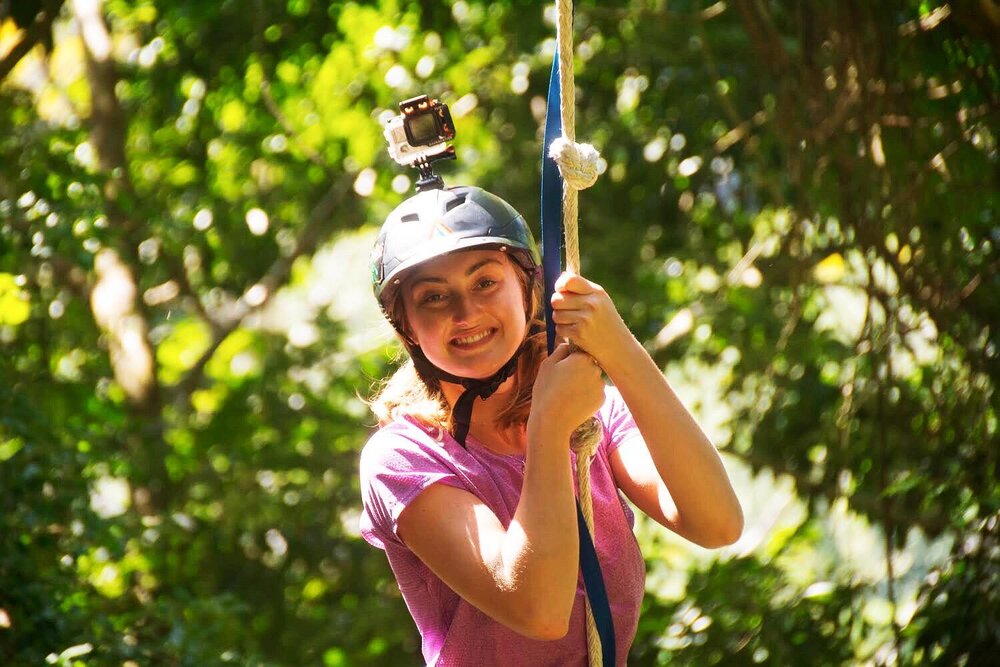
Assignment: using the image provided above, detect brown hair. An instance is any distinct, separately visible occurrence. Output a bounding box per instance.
[369,254,544,436]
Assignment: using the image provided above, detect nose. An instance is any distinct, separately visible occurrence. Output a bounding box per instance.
[450,292,478,324]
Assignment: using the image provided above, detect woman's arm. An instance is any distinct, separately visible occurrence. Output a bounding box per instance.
[397,344,604,639]
[551,273,744,548]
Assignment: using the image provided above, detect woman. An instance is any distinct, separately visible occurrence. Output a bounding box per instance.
[360,185,743,666]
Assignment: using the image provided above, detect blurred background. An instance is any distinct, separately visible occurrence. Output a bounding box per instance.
[1,0,997,665]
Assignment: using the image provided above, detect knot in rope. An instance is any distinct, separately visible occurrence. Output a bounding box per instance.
[549,137,601,191]
[570,415,602,460]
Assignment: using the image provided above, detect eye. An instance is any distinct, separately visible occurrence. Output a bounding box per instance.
[476,277,497,289]
[420,292,446,305]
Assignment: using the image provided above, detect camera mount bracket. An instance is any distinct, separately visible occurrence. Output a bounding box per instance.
[413,146,456,191]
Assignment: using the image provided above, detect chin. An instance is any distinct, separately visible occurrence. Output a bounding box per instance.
[451,361,505,380]
[426,349,512,381]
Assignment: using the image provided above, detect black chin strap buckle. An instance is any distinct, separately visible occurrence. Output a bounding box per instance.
[411,347,521,448]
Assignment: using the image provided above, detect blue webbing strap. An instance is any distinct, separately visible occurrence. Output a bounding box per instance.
[577,503,616,666]
[541,52,563,357]
[542,40,617,667]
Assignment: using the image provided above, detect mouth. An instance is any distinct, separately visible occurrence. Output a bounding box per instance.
[450,328,497,349]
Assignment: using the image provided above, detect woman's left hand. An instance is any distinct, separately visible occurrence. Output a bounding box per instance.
[550,272,630,369]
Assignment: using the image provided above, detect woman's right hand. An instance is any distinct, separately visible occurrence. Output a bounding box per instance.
[397,343,597,640]
[530,342,604,434]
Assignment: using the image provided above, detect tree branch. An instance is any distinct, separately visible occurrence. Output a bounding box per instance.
[170,176,352,406]
[72,0,160,409]
[731,0,792,74]
[0,0,63,82]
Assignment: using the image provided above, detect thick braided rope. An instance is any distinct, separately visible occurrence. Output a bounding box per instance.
[550,0,601,276]
[570,417,603,665]
[552,1,605,665]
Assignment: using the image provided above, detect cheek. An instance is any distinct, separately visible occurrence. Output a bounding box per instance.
[400,301,432,343]
[405,314,436,344]
[502,289,530,329]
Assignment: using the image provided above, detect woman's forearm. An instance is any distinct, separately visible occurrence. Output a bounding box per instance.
[498,419,579,638]
[604,329,744,546]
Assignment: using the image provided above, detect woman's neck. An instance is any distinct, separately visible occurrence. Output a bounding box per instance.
[440,377,526,456]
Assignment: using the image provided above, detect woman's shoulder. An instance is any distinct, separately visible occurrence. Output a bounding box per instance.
[598,383,628,417]
[365,414,446,446]
[359,417,466,550]
[596,383,640,452]
[360,416,454,476]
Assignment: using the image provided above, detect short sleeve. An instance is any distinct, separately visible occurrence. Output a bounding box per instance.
[599,385,643,455]
[358,421,465,550]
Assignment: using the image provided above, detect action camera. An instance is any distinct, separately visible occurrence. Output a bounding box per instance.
[384,95,457,190]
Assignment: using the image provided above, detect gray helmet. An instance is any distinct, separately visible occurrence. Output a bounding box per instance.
[370,186,540,318]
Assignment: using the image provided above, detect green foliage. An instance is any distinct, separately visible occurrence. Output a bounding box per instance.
[1,0,997,664]
[632,556,868,666]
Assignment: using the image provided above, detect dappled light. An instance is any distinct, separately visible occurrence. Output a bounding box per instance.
[1,0,997,665]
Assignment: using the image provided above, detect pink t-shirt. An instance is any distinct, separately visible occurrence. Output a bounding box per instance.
[359,386,646,666]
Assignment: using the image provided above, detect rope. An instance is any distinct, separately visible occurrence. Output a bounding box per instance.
[549,3,602,274]
[552,1,607,664]
[570,418,604,665]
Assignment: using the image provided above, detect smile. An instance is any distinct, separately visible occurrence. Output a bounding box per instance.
[451,328,497,348]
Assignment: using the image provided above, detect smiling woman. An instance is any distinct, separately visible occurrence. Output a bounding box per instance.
[401,251,529,380]
[360,184,743,666]
[369,186,545,445]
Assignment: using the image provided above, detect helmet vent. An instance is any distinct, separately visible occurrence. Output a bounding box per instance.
[444,195,467,212]
[401,213,420,223]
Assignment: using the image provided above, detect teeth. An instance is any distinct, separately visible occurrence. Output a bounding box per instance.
[454,329,492,346]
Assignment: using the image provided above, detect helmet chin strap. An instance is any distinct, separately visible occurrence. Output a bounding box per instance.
[410,344,522,448]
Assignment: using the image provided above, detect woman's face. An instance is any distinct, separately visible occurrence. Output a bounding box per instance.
[400,249,528,380]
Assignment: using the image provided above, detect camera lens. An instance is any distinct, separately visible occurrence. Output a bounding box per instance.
[407,113,439,146]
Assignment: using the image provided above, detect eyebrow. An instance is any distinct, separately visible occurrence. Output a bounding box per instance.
[409,258,503,288]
